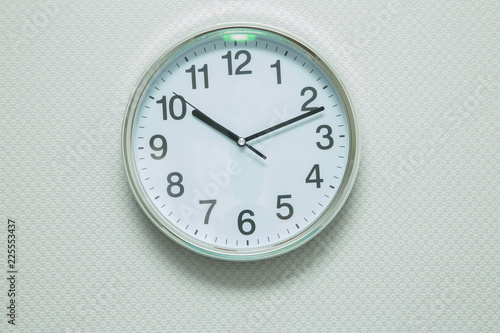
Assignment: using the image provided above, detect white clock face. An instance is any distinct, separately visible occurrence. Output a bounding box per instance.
[123,25,359,260]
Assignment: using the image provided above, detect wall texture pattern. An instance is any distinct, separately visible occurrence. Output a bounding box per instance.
[1,1,498,331]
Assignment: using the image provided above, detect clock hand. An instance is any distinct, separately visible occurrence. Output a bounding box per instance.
[245,106,325,142]
[174,92,267,160]
[192,109,267,160]
[191,108,239,144]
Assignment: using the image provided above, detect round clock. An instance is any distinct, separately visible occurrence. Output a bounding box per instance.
[122,24,360,261]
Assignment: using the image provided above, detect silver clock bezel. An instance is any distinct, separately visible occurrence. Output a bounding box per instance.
[122,23,360,261]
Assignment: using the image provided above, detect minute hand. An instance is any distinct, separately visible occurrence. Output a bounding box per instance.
[245,106,325,142]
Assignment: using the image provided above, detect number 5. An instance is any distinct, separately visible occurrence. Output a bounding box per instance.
[276,195,294,220]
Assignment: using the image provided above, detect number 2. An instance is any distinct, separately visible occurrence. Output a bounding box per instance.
[301,86,318,111]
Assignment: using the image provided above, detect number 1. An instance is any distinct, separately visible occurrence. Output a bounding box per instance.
[270,60,281,84]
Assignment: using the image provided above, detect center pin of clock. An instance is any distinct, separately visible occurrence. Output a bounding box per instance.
[237,137,246,147]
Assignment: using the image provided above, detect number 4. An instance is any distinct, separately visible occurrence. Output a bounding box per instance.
[305,164,323,188]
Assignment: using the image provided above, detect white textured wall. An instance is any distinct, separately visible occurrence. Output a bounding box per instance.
[1,1,498,331]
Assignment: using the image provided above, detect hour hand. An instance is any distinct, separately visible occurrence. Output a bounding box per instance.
[192,109,240,145]
[176,93,267,160]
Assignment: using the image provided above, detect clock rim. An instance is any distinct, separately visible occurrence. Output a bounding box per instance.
[122,22,361,261]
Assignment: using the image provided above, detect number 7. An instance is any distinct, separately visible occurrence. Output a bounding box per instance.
[199,200,217,224]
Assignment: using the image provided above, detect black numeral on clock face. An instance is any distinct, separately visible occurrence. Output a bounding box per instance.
[238,210,256,235]
[301,86,318,111]
[149,135,167,159]
[270,60,282,84]
[316,125,334,150]
[167,172,184,197]
[276,195,293,220]
[222,50,252,75]
[199,200,216,224]
[306,164,324,188]
[156,95,186,120]
[185,64,209,89]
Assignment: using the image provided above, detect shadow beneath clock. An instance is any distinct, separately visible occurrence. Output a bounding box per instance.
[153,190,357,291]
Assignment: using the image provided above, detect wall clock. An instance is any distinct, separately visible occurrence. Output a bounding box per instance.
[122,24,360,261]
